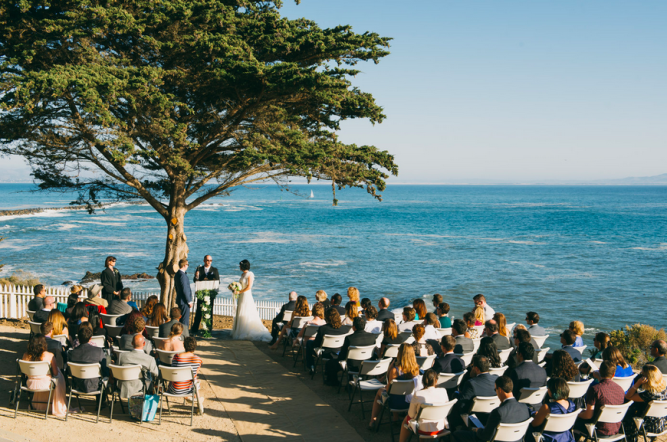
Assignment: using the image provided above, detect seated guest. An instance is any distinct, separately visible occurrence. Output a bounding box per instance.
[413,299,428,321]
[649,340,667,374]
[485,320,510,350]
[437,302,452,329]
[364,306,383,334]
[369,343,422,429]
[594,346,633,378]
[306,308,348,374]
[116,335,158,398]
[452,319,474,354]
[342,301,359,326]
[493,312,510,340]
[399,369,449,442]
[28,284,46,312]
[569,321,585,347]
[120,309,145,335]
[432,294,443,313]
[575,361,625,437]
[450,356,500,430]
[140,294,158,320]
[329,293,346,316]
[147,302,168,327]
[624,364,667,438]
[119,316,153,355]
[526,311,546,336]
[68,325,108,393]
[506,329,532,370]
[67,302,89,345]
[473,294,495,321]
[377,297,394,321]
[48,309,69,339]
[464,312,480,338]
[347,286,361,310]
[423,313,441,342]
[34,296,55,323]
[315,290,331,310]
[379,319,409,357]
[65,285,83,319]
[41,321,64,370]
[162,322,186,352]
[295,303,326,343]
[361,297,372,311]
[412,324,435,357]
[477,338,502,368]
[108,288,133,316]
[560,330,582,363]
[325,317,376,385]
[508,342,547,411]
[590,332,611,360]
[473,305,485,326]
[398,307,419,332]
[270,291,297,345]
[22,333,68,417]
[550,349,580,381]
[434,336,465,374]
[160,307,190,339]
[85,284,108,309]
[169,337,203,395]
[528,378,577,442]
[270,295,311,350]
[453,375,530,442]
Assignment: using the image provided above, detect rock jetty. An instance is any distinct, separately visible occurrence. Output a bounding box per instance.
[81,271,155,283]
[0,201,146,217]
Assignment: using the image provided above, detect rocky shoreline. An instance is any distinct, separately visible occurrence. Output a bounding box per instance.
[80,270,155,283]
[0,201,146,217]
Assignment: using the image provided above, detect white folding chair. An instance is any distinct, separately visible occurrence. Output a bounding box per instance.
[145,326,160,339]
[573,345,587,354]
[66,362,107,423]
[337,345,377,392]
[347,358,392,418]
[51,334,68,346]
[27,310,36,321]
[573,402,634,442]
[469,395,502,415]
[384,344,401,359]
[311,334,346,379]
[498,348,513,364]
[457,352,474,366]
[376,379,416,442]
[489,366,509,376]
[152,336,168,350]
[472,338,482,352]
[28,321,42,336]
[104,325,123,339]
[293,324,321,368]
[156,349,181,365]
[436,371,466,390]
[506,323,516,333]
[100,313,123,326]
[531,335,549,349]
[472,325,485,336]
[490,418,534,442]
[282,316,313,357]
[407,399,458,441]
[108,364,144,422]
[13,359,55,419]
[416,354,436,370]
[437,328,452,337]
[276,310,293,331]
[637,400,667,442]
[89,335,106,348]
[567,379,593,400]
[374,332,384,349]
[535,347,550,363]
[611,376,635,392]
[540,409,582,438]
[158,366,199,426]
[518,386,548,405]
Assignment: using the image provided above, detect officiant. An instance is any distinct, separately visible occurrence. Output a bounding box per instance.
[191,255,220,334]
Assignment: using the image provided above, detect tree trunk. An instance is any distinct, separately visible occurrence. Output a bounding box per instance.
[156,203,189,308]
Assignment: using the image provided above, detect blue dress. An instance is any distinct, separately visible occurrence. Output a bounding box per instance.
[541,401,576,442]
[574,336,584,347]
[615,365,634,377]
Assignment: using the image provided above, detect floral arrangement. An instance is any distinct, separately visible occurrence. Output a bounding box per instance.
[194,289,217,338]
[228,281,242,299]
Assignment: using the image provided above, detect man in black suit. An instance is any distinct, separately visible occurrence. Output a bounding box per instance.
[485,321,510,350]
[649,340,667,373]
[160,307,190,338]
[174,258,192,326]
[107,288,133,316]
[376,297,394,321]
[507,342,547,411]
[433,336,465,373]
[450,355,499,430]
[454,375,530,442]
[560,330,582,363]
[270,291,297,345]
[68,325,109,393]
[101,255,123,303]
[452,319,474,354]
[506,329,532,370]
[33,296,55,323]
[28,284,45,312]
[306,308,349,374]
[41,322,64,370]
[191,255,220,334]
[328,293,346,316]
[325,317,377,385]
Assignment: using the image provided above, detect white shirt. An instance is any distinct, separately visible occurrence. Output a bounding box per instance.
[408,387,450,434]
[365,320,383,334]
[483,304,495,320]
[204,266,211,274]
[398,321,418,333]
[423,325,440,342]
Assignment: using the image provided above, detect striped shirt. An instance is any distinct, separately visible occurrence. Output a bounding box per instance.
[168,353,203,395]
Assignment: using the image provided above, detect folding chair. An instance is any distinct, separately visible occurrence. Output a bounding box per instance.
[293,324,320,368]
[399,331,413,341]
[51,334,68,346]
[275,310,293,332]
[108,364,144,423]
[27,310,36,321]
[518,386,548,405]
[89,335,106,348]
[535,347,550,363]
[537,409,582,441]
[458,352,474,367]
[152,337,168,350]
[567,379,593,400]
[158,366,199,426]
[472,325,485,336]
[66,362,107,423]
[347,358,392,419]
[635,400,667,442]
[437,328,452,337]
[376,379,416,442]
[416,354,436,370]
[145,326,160,339]
[13,359,56,419]
[100,313,123,326]
[436,371,466,390]
[573,345,587,354]
[489,366,509,376]
[105,325,123,341]
[506,323,516,333]
[311,334,346,380]
[282,316,313,357]
[337,345,376,392]
[406,399,458,442]
[28,321,42,337]
[531,335,549,349]
[573,402,634,442]
[156,349,181,366]
[490,418,534,442]
[384,344,401,359]
[466,395,502,422]
[472,338,482,352]
[498,348,513,364]
[611,376,634,392]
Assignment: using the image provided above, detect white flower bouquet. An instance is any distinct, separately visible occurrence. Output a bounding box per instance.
[228,282,242,299]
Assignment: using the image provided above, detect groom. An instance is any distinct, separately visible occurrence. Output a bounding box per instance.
[191,255,220,334]
[175,259,193,327]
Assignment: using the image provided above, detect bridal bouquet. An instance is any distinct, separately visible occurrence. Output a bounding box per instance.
[228,282,242,299]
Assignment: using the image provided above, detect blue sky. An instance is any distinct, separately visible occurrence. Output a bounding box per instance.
[4,1,666,182]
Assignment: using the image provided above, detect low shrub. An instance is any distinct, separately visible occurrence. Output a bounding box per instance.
[609,323,666,368]
[0,270,41,287]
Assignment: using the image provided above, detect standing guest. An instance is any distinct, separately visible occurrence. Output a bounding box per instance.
[361,298,372,311]
[119,316,153,355]
[595,346,634,378]
[527,378,577,442]
[169,337,203,395]
[437,302,452,328]
[550,350,580,381]
[67,325,108,393]
[329,293,346,316]
[270,291,297,345]
[649,340,667,374]
[432,294,443,313]
[507,342,548,411]
[342,301,359,326]
[148,302,169,327]
[28,284,46,312]
[433,336,465,373]
[325,317,376,385]
[364,306,383,333]
[174,259,192,326]
[108,288,133,316]
[315,290,331,310]
[624,365,667,438]
[140,294,159,320]
[423,313,441,342]
[378,319,410,357]
[377,297,394,321]
[399,369,450,442]
[473,305,485,326]
[100,256,123,303]
[191,254,220,333]
[116,335,158,398]
[41,322,64,370]
[452,319,474,354]
[413,299,428,321]
[485,320,510,350]
[473,294,495,320]
[412,324,435,357]
[464,312,480,338]
[270,295,310,350]
[493,312,510,339]
[569,321,585,347]
[560,330,582,363]
[591,332,611,360]
[65,285,83,319]
[575,361,625,437]
[453,375,530,442]
[160,307,190,338]
[22,334,68,417]
[398,307,418,332]
[47,310,68,338]
[307,309,348,374]
[295,303,326,343]
[526,312,546,336]
[162,322,186,352]
[347,287,361,310]
[34,296,55,323]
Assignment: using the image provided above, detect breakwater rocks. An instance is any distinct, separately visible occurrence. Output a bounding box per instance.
[81,271,155,283]
[0,201,146,217]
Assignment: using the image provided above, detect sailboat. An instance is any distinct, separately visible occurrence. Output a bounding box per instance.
[310,190,314,199]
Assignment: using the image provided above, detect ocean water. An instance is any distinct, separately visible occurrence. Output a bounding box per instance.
[1,183,666,347]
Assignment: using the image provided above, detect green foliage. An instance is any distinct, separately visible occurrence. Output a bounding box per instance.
[609,323,666,368]
[0,270,41,287]
[195,289,217,338]
[0,0,398,216]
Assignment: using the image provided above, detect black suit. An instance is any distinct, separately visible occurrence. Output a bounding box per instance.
[191,265,220,333]
[306,324,349,369]
[454,398,530,442]
[101,267,123,303]
[159,319,190,339]
[433,352,465,374]
[562,345,582,363]
[455,336,474,354]
[68,343,108,393]
[651,356,667,374]
[28,297,43,312]
[320,299,332,310]
[325,329,377,381]
[508,361,547,410]
[327,304,346,317]
[33,309,52,324]
[174,269,192,325]
[457,372,499,414]
[491,333,510,350]
[377,308,394,322]
[271,300,297,342]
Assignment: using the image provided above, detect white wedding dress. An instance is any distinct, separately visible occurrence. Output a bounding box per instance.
[231,271,272,342]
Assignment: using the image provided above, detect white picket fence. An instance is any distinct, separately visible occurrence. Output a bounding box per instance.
[0,284,283,321]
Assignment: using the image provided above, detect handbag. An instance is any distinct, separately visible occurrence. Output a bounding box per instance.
[129,394,159,422]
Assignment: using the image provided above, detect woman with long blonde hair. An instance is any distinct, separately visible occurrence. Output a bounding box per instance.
[294,302,326,344]
[625,364,667,436]
[48,310,69,337]
[347,287,360,309]
[270,295,310,350]
[163,322,185,352]
[342,301,359,326]
[569,321,585,347]
[493,312,509,338]
[473,305,485,326]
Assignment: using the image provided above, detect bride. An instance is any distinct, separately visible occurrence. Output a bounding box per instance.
[231,259,272,342]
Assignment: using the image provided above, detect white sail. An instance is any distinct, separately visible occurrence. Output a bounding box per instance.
[310,190,314,198]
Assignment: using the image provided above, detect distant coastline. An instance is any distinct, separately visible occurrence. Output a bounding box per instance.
[0,201,147,217]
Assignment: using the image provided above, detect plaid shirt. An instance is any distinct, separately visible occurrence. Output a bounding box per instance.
[586,379,626,435]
